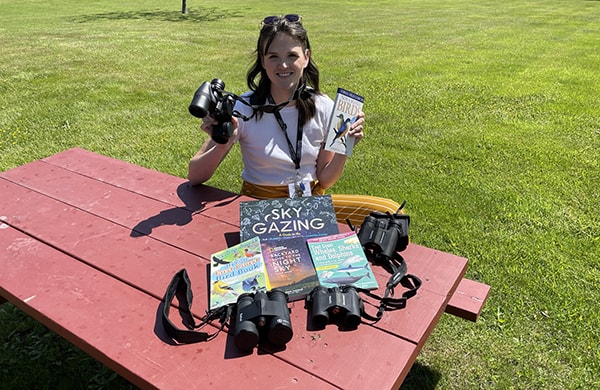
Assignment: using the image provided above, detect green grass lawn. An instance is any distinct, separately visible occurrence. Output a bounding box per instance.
[1,0,599,388]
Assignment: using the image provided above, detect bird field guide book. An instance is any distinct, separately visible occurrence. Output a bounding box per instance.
[306,231,379,290]
[260,236,319,301]
[209,236,270,310]
[324,87,364,156]
[239,195,339,242]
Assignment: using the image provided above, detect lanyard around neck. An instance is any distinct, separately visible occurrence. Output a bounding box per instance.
[268,95,303,170]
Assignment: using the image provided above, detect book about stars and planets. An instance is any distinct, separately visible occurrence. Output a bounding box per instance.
[239,195,339,243]
[306,231,379,290]
[260,236,319,301]
[209,236,270,310]
[324,87,364,156]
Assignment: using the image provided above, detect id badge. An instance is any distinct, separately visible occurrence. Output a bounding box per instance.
[288,179,312,198]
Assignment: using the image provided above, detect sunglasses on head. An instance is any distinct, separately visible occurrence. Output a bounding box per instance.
[262,14,302,26]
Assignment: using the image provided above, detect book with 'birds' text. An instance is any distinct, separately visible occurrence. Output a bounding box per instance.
[324,88,364,156]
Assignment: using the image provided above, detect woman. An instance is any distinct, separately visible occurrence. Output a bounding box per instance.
[188,15,401,225]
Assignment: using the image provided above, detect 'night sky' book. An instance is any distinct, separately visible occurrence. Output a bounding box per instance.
[260,236,320,301]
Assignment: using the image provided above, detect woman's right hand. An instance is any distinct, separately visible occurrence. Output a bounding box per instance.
[188,115,239,185]
[200,115,217,135]
[200,115,239,139]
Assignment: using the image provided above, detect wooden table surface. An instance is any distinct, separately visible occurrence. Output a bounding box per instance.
[0,148,468,389]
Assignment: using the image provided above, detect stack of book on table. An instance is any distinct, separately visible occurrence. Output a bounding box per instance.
[209,195,378,308]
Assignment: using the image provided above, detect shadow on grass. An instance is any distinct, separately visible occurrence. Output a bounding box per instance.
[401,361,442,390]
[69,7,243,24]
[0,303,137,389]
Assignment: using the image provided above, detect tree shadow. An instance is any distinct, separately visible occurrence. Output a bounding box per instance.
[69,7,244,24]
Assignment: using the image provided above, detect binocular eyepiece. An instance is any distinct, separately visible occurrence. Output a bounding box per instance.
[189,78,236,144]
[233,289,293,352]
[357,212,410,260]
[306,286,363,330]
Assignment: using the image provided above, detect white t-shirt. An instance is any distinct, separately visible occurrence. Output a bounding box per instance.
[233,93,334,186]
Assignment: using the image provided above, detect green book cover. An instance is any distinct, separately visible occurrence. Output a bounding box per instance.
[209,236,270,310]
[307,231,378,290]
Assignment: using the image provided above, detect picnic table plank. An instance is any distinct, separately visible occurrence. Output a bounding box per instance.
[0,177,419,389]
[0,178,213,296]
[0,226,330,390]
[41,147,244,221]
[0,162,238,256]
[445,278,490,322]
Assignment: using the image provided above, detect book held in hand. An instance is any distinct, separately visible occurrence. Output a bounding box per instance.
[307,231,379,290]
[324,88,364,156]
[239,195,339,242]
[209,236,270,310]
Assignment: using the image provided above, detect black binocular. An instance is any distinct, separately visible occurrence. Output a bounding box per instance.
[188,78,236,144]
[357,211,410,260]
[306,285,363,330]
[233,289,293,352]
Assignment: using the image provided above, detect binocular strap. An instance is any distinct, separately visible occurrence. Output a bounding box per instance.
[161,268,231,344]
[358,252,422,324]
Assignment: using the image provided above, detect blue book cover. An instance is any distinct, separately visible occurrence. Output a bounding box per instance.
[324,87,364,156]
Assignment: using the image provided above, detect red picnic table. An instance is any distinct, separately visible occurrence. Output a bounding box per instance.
[0,148,489,389]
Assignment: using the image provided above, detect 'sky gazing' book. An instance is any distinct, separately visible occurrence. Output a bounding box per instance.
[239,195,339,242]
[324,88,364,156]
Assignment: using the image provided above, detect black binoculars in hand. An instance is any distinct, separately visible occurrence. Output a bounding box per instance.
[233,289,293,352]
[189,78,236,144]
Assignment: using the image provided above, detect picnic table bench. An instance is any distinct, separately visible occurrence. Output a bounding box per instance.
[0,148,489,389]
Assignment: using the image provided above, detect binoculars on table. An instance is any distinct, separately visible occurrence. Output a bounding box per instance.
[232,289,293,352]
[357,211,410,260]
[305,285,363,330]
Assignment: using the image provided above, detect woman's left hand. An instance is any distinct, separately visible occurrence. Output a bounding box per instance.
[349,111,365,145]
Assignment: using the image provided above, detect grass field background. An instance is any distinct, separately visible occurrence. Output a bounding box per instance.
[1,0,599,388]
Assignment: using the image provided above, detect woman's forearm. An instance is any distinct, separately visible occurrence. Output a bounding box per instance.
[187,139,233,185]
[316,152,348,189]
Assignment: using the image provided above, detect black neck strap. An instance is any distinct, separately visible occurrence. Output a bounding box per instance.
[268,95,303,170]
[357,252,422,324]
[161,269,231,344]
